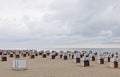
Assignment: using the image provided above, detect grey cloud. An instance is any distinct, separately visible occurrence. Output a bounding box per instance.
[0,0,120,48]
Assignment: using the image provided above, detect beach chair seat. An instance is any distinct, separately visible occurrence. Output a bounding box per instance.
[30,55,35,59]
[0,52,2,55]
[35,53,38,56]
[80,55,83,58]
[55,53,58,56]
[63,55,67,60]
[68,54,71,58]
[42,54,46,58]
[51,55,55,59]
[80,59,90,67]
[2,56,7,61]
[114,62,118,68]
[76,58,80,63]
[92,56,95,61]
[60,54,63,58]
[84,60,89,67]
[16,55,20,58]
[108,57,110,62]
[23,54,26,57]
[39,52,42,55]
[46,53,50,56]
[95,53,97,55]
[100,59,104,64]
[10,54,13,57]
[72,55,74,59]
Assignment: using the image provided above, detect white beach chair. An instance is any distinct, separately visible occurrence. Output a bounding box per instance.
[9,51,13,57]
[30,52,35,59]
[50,53,56,59]
[74,53,80,63]
[42,53,47,58]
[1,55,7,61]
[97,55,104,64]
[90,53,95,61]
[62,53,68,60]
[110,57,118,68]
[80,56,90,67]
[12,59,27,70]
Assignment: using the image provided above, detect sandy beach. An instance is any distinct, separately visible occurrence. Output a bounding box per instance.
[0,54,119,77]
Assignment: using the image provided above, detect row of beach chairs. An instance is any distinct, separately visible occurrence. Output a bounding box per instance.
[0,50,119,69]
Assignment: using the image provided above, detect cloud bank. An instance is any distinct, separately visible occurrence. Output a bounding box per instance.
[0,0,120,48]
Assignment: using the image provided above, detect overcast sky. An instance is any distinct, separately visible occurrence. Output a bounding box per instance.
[0,0,120,48]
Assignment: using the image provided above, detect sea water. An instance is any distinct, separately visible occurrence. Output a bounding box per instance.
[39,48,120,53]
[1,48,120,53]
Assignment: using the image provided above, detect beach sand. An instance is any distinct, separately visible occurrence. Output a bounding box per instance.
[0,55,119,77]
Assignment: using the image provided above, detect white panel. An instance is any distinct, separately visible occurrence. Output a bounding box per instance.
[13,60,15,69]
[18,59,27,69]
[12,59,27,70]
